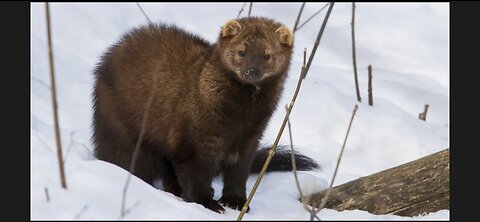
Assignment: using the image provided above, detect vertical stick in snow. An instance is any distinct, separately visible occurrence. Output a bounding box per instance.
[248,2,252,17]
[423,104,429,121]
[287,48,307,202]
[368,65,373,106]
[45,187,50,202]
[314,105,359,219]
[46,2,67,189]
[351,2,362,103]
[420,104,429,121]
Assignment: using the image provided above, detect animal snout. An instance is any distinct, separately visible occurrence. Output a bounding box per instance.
[245,67,259,78]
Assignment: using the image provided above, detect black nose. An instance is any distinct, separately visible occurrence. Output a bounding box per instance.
[245,67,258,78]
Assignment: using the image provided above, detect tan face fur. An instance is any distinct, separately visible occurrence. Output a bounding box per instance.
[218,18,294,85]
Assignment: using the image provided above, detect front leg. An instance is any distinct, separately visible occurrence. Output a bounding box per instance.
[171,140,225,214]
[219,138,258,211]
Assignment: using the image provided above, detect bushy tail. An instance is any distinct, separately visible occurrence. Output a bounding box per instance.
[250,145,320,173]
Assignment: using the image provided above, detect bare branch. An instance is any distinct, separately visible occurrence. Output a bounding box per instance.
[236,2,247,19]
[352,2,362,103]
[32,76,51,90]
[120,65,158,217]
[119,201,141,219]
[295,3,329,33]
[285,104,304,199]
[45,187,50,202]
[63,131,75,164]
[74,204,89,220]
[287,47,307,203]
[45,2,67,189]
[295,48,322,220]
[423,104,429,121]
[293,2,306,33]
[419,104,429,121]
[286,101,320,221]
[32,131,54,153]
[237,3,335,220]
[301,47,307,79]
[315,104,358,215]
[368,65,373,106]
[303,3,335,79]
[136,2,153,24]
[63,131,92,163]
[248,2,253,17]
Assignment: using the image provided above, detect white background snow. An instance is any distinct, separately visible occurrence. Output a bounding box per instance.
[31,2,449,220]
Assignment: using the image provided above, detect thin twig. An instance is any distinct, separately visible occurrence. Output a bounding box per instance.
[33,130,54,153]
[63,131,93,163]
[303,3,335,79]
[236,2,247,19]
[74,204,89,220]
[368,65,373,106]
[136,2,152,24]
[63,131,75,164]
[301,46,308,79]
[295,3,329,33]
[297,49,320,220]
[352,2,362,103]
[300,191,320,221]
[237,3,335,220]
[32,76,51,90]
[46,2,67,190]
[120,67,158,217]
[248,2,253,17]
[286,103,319,220]
[423,104,429,121]
[287,47,307,201]
[45,187,50,202]
[286,104,304,199]
[119,201,141,219]
[314,104,359,216]
[419,104,429,121]
[293,2,306,33]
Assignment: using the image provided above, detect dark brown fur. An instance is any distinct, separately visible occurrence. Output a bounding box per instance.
[92,17,304,213]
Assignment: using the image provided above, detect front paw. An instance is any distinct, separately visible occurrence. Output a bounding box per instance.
[219,195,250,212]
[199,199,225,214]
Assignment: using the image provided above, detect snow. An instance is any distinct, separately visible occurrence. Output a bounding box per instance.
[31,2,449,220]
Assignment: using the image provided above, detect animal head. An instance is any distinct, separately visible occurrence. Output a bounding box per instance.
[217,17,294,85]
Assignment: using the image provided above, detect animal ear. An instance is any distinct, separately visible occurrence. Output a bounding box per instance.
[275,26,294,46]
[222,19,243,38]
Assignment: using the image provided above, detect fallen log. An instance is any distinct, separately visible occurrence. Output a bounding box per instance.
[304,148,449,217]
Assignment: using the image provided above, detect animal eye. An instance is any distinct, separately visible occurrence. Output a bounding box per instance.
[239,50,245,57]
[264,54,271,60]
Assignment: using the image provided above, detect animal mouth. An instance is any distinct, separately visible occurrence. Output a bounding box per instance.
[242,73,260,79]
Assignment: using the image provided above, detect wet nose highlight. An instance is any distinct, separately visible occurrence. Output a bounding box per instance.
[245,67,258,78]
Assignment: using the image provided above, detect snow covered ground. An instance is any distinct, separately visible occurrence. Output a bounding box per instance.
[31,2,449,220]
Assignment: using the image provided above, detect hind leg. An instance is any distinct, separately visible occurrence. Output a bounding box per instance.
[160,158,182,197]
[96,143,160,185]
[94,128,166,187]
